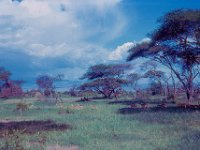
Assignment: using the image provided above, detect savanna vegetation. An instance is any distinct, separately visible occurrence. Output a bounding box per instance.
[0,9,199,150]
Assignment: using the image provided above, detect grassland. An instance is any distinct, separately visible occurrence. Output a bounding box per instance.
[0,96,200,150]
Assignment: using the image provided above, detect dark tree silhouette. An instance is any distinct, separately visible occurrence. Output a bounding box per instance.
[127,9,200,102]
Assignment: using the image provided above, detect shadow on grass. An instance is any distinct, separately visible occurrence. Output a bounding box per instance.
[109,100,175,105]
[0,120,71,136]
[118,106,200,114]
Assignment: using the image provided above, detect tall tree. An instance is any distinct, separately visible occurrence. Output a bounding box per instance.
[127,9,200,102]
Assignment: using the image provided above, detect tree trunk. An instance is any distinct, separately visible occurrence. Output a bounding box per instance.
[166,81,170,97]
[171,73,176,101]
[186,85,193,104]
[102,92,112,99]
[186,90,191,102]
[185,73,194,103]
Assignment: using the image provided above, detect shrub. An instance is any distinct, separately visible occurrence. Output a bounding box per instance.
[15,102,29,114]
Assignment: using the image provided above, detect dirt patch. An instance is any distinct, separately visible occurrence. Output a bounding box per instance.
[0,120,71,136]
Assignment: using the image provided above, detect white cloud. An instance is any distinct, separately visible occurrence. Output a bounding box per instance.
[139,37,151,43]
[0,0,127,81]
[28,43,70,57]
[20,0,52,18]
[0,0,124,58]
[109,42,135,60]
[108,38,151,61]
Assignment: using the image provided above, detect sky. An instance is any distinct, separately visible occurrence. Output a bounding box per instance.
[0,0,200,90]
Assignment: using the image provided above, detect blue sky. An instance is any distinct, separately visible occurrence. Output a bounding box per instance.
[0,0,199,90]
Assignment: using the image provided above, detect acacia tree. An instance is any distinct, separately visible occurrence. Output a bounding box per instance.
[80,64,130,99]
[127,9,200,102]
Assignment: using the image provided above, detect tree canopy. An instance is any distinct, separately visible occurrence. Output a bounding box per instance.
[127,9,200,102]
[81,64,130,80]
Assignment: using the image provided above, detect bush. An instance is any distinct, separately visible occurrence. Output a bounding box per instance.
[16,102,29,113]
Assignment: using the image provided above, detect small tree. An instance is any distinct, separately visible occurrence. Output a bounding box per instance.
[36,74,63,102]
[36,75,54,96]
[127,9,200,103]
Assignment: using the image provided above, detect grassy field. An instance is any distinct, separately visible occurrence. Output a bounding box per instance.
[0,97,200,150]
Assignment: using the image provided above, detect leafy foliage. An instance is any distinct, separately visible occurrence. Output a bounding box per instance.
[81,64,130,80]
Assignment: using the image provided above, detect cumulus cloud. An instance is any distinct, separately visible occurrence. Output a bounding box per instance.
[0,0,127,81]
[109,42,135,60]
[139,37,151,43]
[108,38,151,61]
[0,0,125,57]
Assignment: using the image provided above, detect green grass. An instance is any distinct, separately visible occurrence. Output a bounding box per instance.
[0,97,200,150]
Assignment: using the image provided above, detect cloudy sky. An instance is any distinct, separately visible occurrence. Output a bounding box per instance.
[0,0,199,89]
